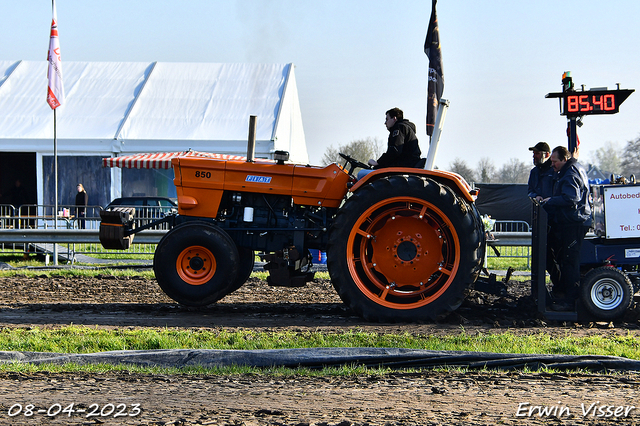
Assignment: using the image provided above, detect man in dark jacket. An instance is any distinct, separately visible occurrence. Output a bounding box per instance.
[527,141,554,201]
[542,146,591,308]
[367,107,422,169]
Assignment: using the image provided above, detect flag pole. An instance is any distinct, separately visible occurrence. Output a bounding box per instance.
[53,108,58,265]
[424,98,449,170]
[48,0,64,265]
[54,107,58,223]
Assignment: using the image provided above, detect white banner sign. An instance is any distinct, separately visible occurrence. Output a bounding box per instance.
[604,185,640,239]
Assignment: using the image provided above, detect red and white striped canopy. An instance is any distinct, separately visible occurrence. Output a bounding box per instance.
[102,151,245,169]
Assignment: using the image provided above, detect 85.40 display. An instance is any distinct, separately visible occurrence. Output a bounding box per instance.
[565,93,617,115]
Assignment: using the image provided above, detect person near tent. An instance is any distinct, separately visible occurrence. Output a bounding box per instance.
[527,141,554,202]
[8,179,27,208]
[75,183,88,229]
[358,108,422,180]
[2,179,27,228]
[541,146,591,310]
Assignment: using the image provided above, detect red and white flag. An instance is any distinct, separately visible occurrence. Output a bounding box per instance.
[47,0,64,109]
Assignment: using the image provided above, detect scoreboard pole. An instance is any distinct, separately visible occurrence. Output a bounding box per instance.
[568,116,578,155]
[562,71,579,154]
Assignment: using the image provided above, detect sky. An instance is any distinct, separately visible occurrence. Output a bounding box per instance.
[4,0,640,170]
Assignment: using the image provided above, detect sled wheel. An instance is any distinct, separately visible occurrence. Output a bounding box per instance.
[327,175,484,322]
[225,247,255,294]
[580,266,633,320]
[154,222,239,306]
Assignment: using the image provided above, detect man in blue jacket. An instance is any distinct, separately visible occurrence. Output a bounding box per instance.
[542,146,591,309]
[527,142,554,201]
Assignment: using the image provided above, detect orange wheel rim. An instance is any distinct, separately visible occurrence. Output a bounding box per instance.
[176,245,217,286]
[346,196,460,309]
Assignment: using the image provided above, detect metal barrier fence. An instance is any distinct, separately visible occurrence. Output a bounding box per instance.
[0,215,534,267]
[0,205,14,230]
[0,204,172,231]
[487,245,531,269]
[486,220,532,269]
[0,228,165,263]
[492,220,531,233]
[0,204,173,260]
[2,204,104,230]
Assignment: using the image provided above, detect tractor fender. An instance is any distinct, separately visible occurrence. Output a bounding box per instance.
[350,168,476,203]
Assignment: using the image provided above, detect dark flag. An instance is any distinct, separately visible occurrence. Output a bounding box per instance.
[424,0,444,136]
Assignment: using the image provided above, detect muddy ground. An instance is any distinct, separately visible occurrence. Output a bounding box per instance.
[0,273,639,425]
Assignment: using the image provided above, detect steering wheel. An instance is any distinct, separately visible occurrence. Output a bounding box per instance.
[339,153,371,175]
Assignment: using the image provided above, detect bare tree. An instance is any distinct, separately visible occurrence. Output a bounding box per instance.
[621,136,640,178]
[588,141,622,175]
[476,157,496,183]
[496,158,529,184]
[449,158,476,183]
[321,137,385,166]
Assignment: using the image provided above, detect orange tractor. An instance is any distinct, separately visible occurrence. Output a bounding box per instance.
[100,151,486,322]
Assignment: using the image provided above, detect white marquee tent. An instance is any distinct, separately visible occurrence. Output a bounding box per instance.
[0,61,308,207]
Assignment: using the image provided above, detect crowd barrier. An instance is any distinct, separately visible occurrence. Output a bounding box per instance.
[0,213,533,267]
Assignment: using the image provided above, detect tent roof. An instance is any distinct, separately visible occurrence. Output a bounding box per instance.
[0,61,307,162]
[102,150,245,169]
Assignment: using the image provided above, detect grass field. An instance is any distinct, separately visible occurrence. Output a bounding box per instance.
[1,326,637,357]
[1,326,638,375]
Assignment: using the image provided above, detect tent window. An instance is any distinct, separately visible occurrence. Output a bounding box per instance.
[43,156,111,208]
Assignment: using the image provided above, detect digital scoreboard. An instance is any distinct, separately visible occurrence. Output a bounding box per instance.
[545,72,634,117]
[564,91,628,115]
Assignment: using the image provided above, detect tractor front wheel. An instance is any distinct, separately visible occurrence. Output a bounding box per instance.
[154,222,239,306]
[327,175,484,322]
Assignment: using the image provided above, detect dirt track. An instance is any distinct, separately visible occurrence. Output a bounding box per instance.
[0,274,639,425]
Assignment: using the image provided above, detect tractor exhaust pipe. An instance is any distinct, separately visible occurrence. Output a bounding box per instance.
[247,115,257,162]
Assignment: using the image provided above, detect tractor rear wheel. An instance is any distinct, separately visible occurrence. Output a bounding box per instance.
[580,266,633,320]
[327,175,484,322]
[154,222,239,306]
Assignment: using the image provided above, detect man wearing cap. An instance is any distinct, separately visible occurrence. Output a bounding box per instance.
[527,142,554,202]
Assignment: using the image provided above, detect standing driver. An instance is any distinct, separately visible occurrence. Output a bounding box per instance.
[527,141,554,201]
[542,146,591,310]
[365,107,422,172]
